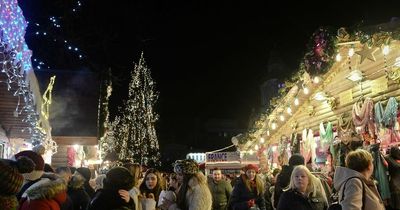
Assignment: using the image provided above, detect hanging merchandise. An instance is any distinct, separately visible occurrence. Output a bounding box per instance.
[375,97,398,128]
[338,112,354,142]
[290,133,300,154]
[302,129,314,164]
[352,98,376,144]
[320,121,333,151]
[369,144,391,201]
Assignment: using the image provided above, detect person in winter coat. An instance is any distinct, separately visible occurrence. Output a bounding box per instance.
[76,167,96,198]
[68,169,91,210]
[208,168,232,210]
[19,177,68,210]
[277,165,328,210]
[333,149,385,210]
[140,168,165,207]
[0,157,34,210]
[273,153,305,208]
[161,159,212,210]
[385,146,400,209]
[88,166,135,210]
[228,164,266,210]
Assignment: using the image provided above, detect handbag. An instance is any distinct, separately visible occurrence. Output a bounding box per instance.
[327,176,365,210]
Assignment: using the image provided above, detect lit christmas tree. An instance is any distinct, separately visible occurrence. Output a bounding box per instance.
[110,53,161,166]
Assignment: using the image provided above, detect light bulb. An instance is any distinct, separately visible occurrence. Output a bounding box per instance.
[303,87,309,95]
[383,45,390,55]
[335,53,342,62]
[249,149,254,155]
[294,98,299,106]
[255,145,259,150]
[271,122,277,130]
[267,130,270,136]
[280,115,285,121]
[287,106,292,114]
[260,137,265,143]
[348,48,355,57]
[313,76,320,84]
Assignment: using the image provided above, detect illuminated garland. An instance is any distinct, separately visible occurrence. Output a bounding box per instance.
[0,0,53,149]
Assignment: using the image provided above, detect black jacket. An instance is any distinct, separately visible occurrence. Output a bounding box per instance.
[88,189,135,210]
[277,189,327,210]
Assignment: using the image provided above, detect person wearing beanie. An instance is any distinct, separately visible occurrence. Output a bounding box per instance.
[76,167,95,198]
[228,164,266,210]
[160,159,212,210]
[88,166,135,210]
[273,153,305,208]
[0,157,34,210]
[14,149,46,200]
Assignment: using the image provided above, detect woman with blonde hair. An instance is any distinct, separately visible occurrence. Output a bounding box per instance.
[333,149,384,210]
[277,165,328,210]
[228,164,266,210]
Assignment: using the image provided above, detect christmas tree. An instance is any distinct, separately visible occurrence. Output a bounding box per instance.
[107,53,161,166]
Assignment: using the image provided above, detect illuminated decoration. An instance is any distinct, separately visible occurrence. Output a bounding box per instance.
[271,122,277,130]
[348,48,355,57]
[104,53,160,166]
[355,44,378,64]
[294,97,300,106]
[314,92,327,101]
[0,0,54,149]
[267,130,270,136]
[260,137,265,144]
[254,145,259,150]
[279,114,285,121]
[303,86,309,94]
[382,45,390,55]
[335,53,342,62]
[313,76,320,84]
[41,76,56,120]
[347,69,363,82]
[287,106,292,114]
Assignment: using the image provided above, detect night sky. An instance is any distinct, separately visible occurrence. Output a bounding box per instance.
[19,1,400,152]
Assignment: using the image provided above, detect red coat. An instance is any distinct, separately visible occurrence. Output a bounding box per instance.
[19,178,67,210]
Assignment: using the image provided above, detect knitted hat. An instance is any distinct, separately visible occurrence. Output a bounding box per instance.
[76,167,91,182]
[14,150,45,181]
[289,153,305,166]
[0,157,35,196]
[244,164,259,172]
[173,159,199,175]
[104,166,134,191]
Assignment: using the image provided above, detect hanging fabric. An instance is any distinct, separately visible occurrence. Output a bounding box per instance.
[302,128,313,164]
[320,121,333,151]
[352,97,376,144]
[375,97,398,128]
[338,112,354,142]
[369,143,391,201]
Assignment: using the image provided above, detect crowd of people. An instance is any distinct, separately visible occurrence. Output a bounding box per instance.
[0,145,391,210]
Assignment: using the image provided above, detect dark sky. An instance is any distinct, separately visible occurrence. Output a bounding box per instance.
[19,1,400,150]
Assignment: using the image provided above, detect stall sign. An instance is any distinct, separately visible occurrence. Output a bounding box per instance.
[206,152,240,162]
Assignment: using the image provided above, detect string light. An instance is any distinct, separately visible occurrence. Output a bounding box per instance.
[280,114,285,121]
[348,47,355,57]
[254,145,259,150]
[335,53,342,62]
[303,87,309,95]
[287,106,292,114]
[260,137,265,143]
[0,0,56,153]
[294,97,300,106]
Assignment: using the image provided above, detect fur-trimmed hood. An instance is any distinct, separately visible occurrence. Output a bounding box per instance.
[24,178,67,200]
[188,172,207,187]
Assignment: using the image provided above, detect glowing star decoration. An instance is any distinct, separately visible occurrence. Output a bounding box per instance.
[355,44,378,64]
[41,76,56,120]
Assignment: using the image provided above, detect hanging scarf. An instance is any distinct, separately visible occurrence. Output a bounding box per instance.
[320,121,333,151]
[383,97,398,127]
[352,97,374,127]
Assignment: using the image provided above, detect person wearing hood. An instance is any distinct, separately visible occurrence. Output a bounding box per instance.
[76,167,95,198]
[160,159,212,210]
[68,169,91,210]
[19,177,67,210]
[88,166,135,210]
[333,149,384,210]
[385,146,400,209]
[228,164,266,210]
[273,153,305,208]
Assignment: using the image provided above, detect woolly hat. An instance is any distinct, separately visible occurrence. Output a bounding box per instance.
[244,164,259,172]
[0,157,35,196]
[14,150,45,181]
[289,153,305,166]
[173,159,199,175]
[104,166,134,191]
[76,167,91,182]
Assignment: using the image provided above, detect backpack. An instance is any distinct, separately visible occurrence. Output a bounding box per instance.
[327,176,365,210]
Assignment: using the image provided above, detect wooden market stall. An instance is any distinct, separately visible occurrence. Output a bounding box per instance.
[240,21,400,171]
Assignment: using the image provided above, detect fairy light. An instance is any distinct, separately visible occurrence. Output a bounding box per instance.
[303,87,309,95]
[255,145,259,150]
[382,45,390,55]
[287,106,292,114]
[260,137,265,144]
[335,53,342,62]
[271,122,277,130]
[280,114,285,121]
[348,48,355,57]
[294,97,300,106]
